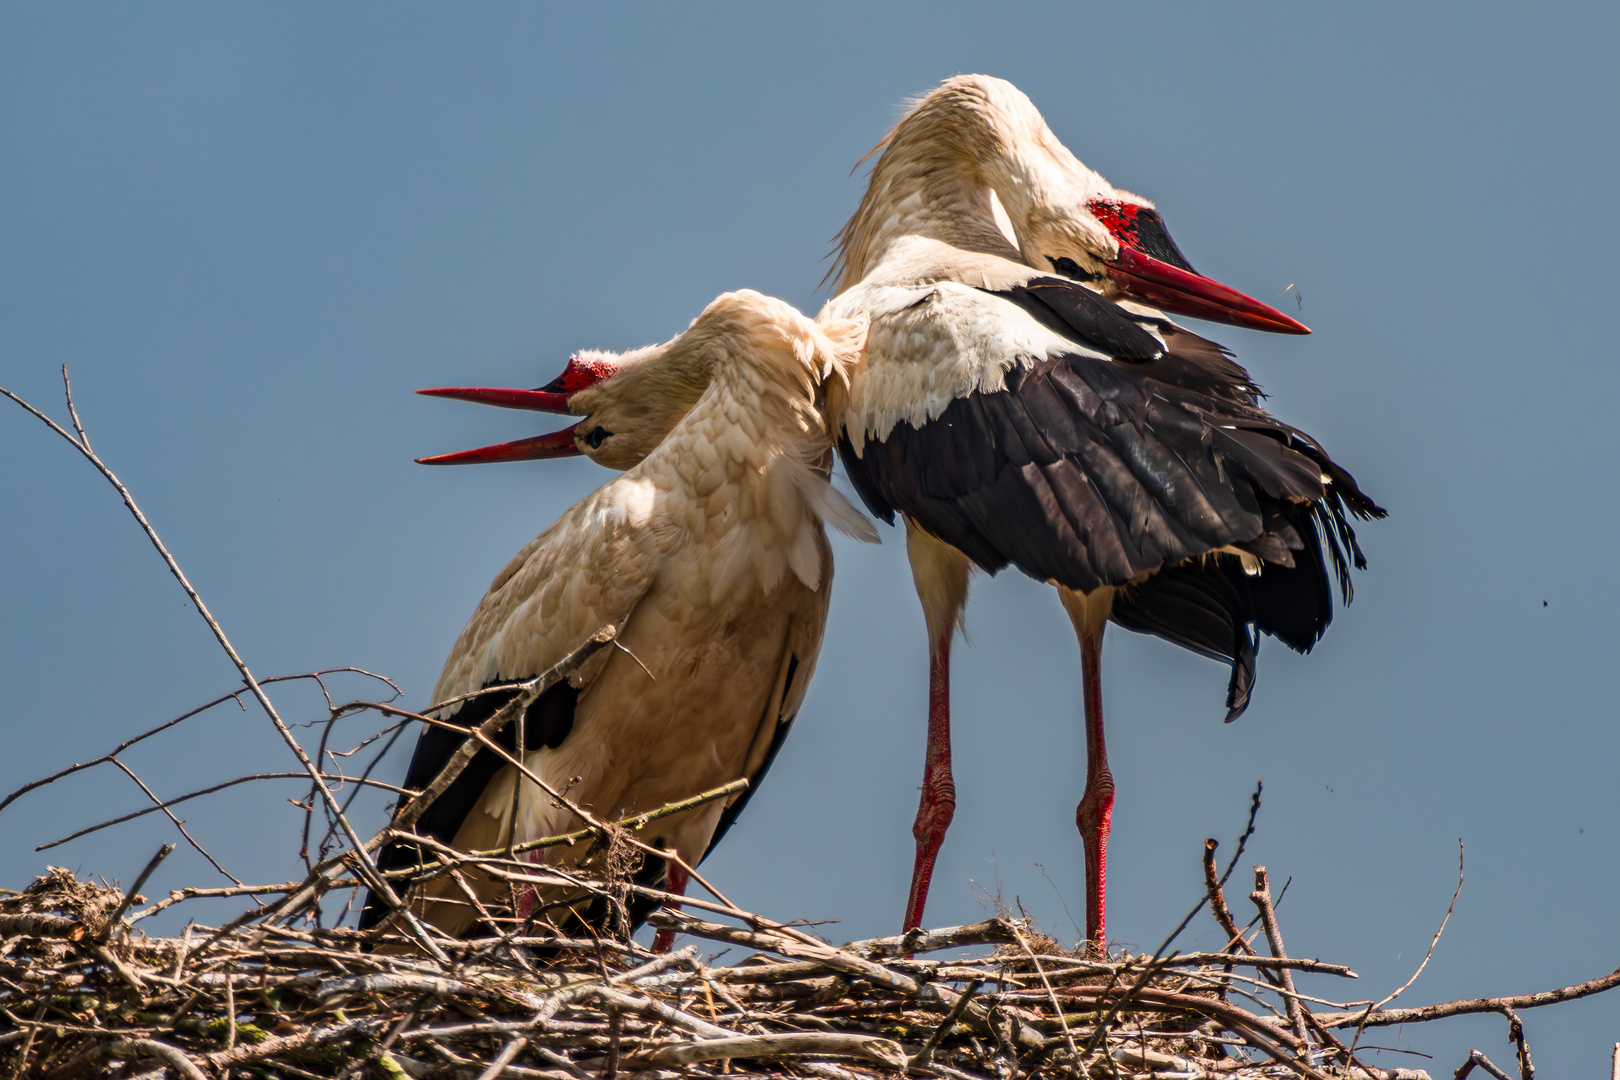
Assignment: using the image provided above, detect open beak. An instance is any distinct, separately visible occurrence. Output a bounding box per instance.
[1089,200,1310,335]
[414,384,583,465]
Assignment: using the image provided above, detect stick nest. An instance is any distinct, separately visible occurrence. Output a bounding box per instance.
[0,865,1431,1080]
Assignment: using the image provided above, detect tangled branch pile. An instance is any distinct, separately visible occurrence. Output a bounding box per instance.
[2,858,1444,1080]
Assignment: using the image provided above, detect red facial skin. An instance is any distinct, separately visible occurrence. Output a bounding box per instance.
[541,354,620,394]
[1086,200,1310,335]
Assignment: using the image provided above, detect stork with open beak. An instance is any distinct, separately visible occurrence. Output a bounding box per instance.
[820,75,1384,952]
[363,292,875,947]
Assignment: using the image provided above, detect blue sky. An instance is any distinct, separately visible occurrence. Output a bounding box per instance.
[4,4,1618,1070]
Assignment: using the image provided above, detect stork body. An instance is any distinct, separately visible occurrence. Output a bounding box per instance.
[822,76,1383,949]
[365,292,873,943]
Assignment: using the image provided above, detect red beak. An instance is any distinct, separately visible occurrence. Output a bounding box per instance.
[414,385,582,465]
[1089,200,1310,335]
[415,424,583,465]
[416,386,573,412]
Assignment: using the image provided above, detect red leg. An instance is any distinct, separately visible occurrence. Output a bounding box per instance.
[903,634,956,932]
[651,861,690,954]
[515,848,546,923]
[1075,628,1114,956]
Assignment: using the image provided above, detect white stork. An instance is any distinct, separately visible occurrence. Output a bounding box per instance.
[363,291,874,947]
[819,75,1384,951]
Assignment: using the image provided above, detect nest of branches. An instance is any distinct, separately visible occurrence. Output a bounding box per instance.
[1,846,1445,1080]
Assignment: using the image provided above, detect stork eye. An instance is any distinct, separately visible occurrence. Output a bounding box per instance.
[1049,256,1096,281]
[583,425,611,450]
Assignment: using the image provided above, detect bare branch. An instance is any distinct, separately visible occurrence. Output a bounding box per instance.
[388,625,617,833]
[106,758,243,885]
[38,771,408,851]
[104,843,174,933]
[2,373,440,957]
[0,668,391,817]
[1455,1049,1516,1080]
[1251,865,1310,1051]
[1319,963,1620,1028]
[1349,839,1465,1055]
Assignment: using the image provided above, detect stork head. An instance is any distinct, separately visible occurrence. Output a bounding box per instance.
[417,292,865,473]
[414,344,713,471]
[838,74,1308,334]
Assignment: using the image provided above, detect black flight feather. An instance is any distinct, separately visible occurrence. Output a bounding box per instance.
[703,653,801,860]
[359,680,579,931]
[837,275,1385,717]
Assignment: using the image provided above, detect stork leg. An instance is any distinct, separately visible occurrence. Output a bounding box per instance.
[904,633,955,932]
[1059,586,1115,955]
[1076,626,1113,952]
[902,519,972,932]
[514,847,545,924]
[651,862,689,954]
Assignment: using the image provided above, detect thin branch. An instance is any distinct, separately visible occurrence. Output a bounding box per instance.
[909,978,982,1068]
[1203,836,1249,968]
[1350,840,1464,1054]
[104,843,174,934]
[378,695,805,949]
[1011,922,1079,1064]
[1498,1004,1534,1080]
[1077,783,1267,1062]
[106,759,243,885]
[38,772,408,851]
[1319,963,1620,1029]
[388,626,617,834]
[0,668,392,816]
[3,371,440,957]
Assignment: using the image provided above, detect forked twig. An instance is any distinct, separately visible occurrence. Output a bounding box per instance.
[1455,1049,1515,1080]
[1498,1004,1534,1080]
[388,627,618,834]
[1079,782,1266,1062]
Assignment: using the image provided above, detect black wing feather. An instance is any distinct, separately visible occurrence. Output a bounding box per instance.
[1013,277,1164,361]
[838,276,1385,716]
[359,681,579,931]
[702,653,801,861]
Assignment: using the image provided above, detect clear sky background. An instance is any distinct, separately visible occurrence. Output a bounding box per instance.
[3,4,1618,1072]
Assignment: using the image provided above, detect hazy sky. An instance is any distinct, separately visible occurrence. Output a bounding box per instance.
[4,4,1618,1071]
